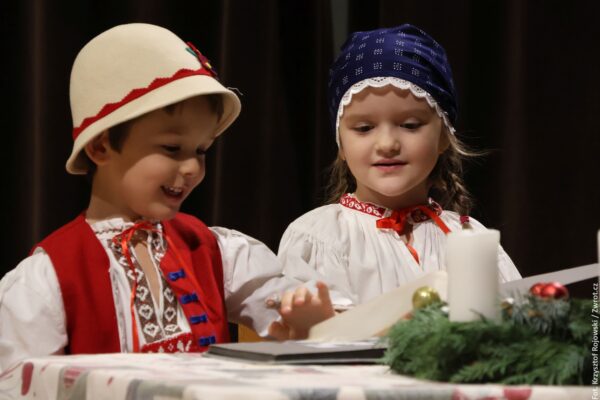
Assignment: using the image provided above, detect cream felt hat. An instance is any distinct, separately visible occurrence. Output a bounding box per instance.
[66,23,241,174]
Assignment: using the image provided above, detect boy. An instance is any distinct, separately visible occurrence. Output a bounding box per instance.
[0,23,331,370]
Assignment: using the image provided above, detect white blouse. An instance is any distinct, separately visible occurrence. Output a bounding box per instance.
[278,194,521,310]
[0,218,295,371]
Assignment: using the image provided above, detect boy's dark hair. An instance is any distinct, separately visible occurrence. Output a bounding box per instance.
[82,94,224,181]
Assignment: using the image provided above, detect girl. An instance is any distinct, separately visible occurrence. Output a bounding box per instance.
[277,24,521,313]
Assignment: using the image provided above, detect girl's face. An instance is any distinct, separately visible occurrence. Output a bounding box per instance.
[338,86,448,210]
[93,96,218,221]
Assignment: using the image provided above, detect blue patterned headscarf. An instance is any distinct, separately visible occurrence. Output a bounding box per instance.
[328,24,457,143]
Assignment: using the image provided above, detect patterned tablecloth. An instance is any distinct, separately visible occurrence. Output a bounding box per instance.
[0,353,592,400]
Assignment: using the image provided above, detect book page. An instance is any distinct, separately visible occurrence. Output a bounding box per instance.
[308,271,448,342]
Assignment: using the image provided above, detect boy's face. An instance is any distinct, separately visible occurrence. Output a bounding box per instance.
[338,86,448,210]
[101,96,218,221]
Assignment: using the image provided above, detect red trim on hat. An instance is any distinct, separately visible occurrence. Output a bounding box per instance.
[72,67,214,140]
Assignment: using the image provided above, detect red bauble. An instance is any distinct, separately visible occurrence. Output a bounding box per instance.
[529,282,546,296]
[540,282,569,299]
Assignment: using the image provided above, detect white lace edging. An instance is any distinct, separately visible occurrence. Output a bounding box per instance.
[335,77,456,146]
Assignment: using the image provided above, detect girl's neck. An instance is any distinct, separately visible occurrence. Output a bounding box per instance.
[354,186,429,211]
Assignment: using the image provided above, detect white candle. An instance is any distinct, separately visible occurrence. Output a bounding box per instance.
[446,229,500,322]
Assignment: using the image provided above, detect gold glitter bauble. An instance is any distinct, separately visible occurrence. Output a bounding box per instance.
[412,286,441,309]
[501,297,515,317]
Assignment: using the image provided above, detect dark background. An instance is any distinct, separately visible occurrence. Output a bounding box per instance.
[2,0,599,297]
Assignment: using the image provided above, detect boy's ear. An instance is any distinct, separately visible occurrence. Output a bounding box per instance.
[84,131,111,166]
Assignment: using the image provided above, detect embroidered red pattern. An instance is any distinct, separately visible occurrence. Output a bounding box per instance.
[339,193,387,217]
[339,193,443,224]
[141,332,199,353]
[108,227,183,345]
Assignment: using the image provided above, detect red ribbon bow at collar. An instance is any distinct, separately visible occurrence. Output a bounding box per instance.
[375,203,450,265]
[376,208,414,236]
[376,204,451,236]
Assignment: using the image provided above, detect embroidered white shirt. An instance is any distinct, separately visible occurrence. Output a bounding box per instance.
[0,218,294,371]
[278,195,522,311]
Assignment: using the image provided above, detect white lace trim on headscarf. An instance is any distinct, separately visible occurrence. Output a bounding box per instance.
[335,76,456,147]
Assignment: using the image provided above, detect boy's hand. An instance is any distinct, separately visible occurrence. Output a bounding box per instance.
[267,281,335,340]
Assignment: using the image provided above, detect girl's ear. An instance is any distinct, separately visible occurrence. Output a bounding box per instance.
[84,131,111,166]
[438,128,451,154]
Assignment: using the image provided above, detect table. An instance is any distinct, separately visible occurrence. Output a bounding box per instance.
[0,353,592,399]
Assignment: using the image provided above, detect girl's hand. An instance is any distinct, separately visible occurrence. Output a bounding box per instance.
[267,282,336,340]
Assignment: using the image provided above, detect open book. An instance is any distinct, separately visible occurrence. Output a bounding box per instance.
[308,264,599,342]
[308,271,448,342]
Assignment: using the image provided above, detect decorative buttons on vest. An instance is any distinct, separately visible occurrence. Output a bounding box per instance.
[198,335,216,346]
[168,269,186,281]
[189,313,208,324]
[179,293,199,304]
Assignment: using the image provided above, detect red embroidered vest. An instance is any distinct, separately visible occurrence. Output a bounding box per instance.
[35,212,230,354]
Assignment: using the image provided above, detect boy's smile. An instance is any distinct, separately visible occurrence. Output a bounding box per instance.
[162,186,184,198]
[86,96,219,222]
[161,185,187,206]
[338,86,448,210]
